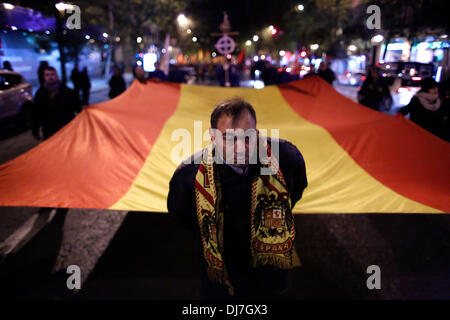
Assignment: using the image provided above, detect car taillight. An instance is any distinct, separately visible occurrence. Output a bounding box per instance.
[360,75,366,81]
[412,76,422,81]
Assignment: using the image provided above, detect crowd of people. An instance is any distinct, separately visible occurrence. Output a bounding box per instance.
[398,78,449,141]
[354,65,449,142]
[1,58,448,143]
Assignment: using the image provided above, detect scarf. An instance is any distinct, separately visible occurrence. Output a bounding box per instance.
[194,137,301,296]
[416,92,441,111]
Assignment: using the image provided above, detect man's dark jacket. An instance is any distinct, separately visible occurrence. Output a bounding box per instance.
[167,138,308,298]
[32,85,82,140]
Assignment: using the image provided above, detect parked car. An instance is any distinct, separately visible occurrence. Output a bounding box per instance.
[0,70,33,128]
[379,62,436,107]
[336,71,366,86]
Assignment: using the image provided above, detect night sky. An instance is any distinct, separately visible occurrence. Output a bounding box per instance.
[185,0,297,42]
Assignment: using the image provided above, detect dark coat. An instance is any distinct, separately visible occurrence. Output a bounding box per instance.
[108,74,126,99]
[358,77,391,110]
[167,138,308,298]
[399,96,435,131]
[32,84,82,140]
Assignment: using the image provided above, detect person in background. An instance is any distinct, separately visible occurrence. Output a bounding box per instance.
[358,66,392,111]
[70,63,81,98]
[32,66,82,141]
[38,61,49,86]
[317,61,335,85]
[79,66,91,106]
[108,66,126,99]
[148,62,167,81]
[399,77,441,134]
[432,80,450,141]
[3,61,13,71]
[168,98,308,299]
[133,65,147,84]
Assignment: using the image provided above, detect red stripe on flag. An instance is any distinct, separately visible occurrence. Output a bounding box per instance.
[0,81,181,209]
[278,76,450,212]
[195,179,215,207]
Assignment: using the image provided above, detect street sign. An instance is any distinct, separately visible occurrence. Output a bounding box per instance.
[215,35,236,55]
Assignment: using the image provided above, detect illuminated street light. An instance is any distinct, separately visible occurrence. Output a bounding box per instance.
[348,44,357,51]
[279,50,286,56]
[85,35,90,40]
[271,28,277,35]
[115,36,120,42]
[371,34,384,45]
[55,2,74,13]
[187,29,192,34]
[137,36,142,43]
[297,4,304,11]
[192,36,197,42]
[3,3,14,10]
[310,44,319,50]
[177,14,188,27]
[269,25,274,31]
[102,32,108,38]
[212,52,217,57]
[253,35,259,42]
[245,40,252,46]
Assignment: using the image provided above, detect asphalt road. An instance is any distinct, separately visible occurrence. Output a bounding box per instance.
[0,83,449,300]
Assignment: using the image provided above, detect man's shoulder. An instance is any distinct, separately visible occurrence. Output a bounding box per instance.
[170,150,203,183]
[269,137,304,161]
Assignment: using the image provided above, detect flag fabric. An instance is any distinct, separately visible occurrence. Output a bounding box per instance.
[0,76,448,213]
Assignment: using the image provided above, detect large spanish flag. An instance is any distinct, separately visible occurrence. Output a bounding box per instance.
[0,76,448,213]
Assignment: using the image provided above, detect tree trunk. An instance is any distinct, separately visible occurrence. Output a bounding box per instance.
[162,33,171,76]
[104,3,114,78]
[54,9,67,83]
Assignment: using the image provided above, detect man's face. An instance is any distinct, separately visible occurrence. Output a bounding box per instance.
[211,110,257,167]
[428,87,438,95]
[44,70,59,85]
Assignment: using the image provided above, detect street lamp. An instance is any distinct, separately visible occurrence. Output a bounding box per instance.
[177,14,188,27]
[3,3,14,10]
[245,40,252,46]
[310,44,319,50]
[192,36,197,42]
[137,36,142,44]
[279,50,286,56]
[297,4,304,11]
[370,34,384,66]
[55,2,74,13]
[253,35,259,42]
[371,34,384,45]
[102,32,108,38]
